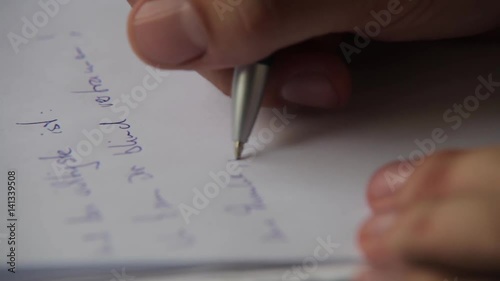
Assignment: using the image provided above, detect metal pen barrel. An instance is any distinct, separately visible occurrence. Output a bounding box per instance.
[231,62,270,159]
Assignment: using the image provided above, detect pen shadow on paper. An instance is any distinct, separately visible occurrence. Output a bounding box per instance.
[254,39,500,157]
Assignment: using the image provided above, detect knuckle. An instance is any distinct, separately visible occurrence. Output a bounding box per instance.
[203,0,277,61]
[235,0,276,39]
[362,0,436,39]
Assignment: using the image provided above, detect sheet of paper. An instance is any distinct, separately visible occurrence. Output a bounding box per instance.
[1,1,499,280]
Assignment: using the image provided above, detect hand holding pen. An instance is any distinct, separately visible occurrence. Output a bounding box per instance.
[126,0,500,279]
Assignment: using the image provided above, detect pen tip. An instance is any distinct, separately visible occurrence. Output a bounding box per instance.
[234,141,244,160]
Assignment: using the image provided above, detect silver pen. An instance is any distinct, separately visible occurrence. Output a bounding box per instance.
[231,59,271,160]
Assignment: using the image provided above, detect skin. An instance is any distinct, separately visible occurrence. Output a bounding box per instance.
[125,0,500,279]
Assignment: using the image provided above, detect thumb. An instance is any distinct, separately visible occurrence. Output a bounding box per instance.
[127,0,372,69]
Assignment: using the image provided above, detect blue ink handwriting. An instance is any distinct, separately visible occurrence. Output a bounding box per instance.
[128,165,153,184]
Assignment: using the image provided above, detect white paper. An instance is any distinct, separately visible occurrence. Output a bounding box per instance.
[1,1,499,280]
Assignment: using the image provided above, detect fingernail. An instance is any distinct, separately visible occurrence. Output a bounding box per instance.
[131,0,207,66]
[363,213,396,239]
[360,214,400,265]
[281,72,337,108]
[369,162,411,199]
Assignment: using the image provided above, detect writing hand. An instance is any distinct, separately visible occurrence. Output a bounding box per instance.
[126,0,499,109]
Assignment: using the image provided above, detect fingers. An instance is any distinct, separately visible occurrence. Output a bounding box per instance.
[366,161,407,212]
[366,151,462,212]
[126,0,351,109]
[360,194,500,276]
[367,147,500,212]
[361,146,500,277]
[198,40,352,108]
[127,0,500,70]
[126,0,367,69]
